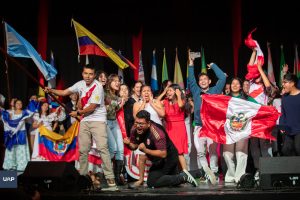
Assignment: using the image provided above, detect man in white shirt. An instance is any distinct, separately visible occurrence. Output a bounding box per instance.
[45,65,116,190]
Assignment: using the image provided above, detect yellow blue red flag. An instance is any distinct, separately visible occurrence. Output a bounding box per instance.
[72,19,136,70]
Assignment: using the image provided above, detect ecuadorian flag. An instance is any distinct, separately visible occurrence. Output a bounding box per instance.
[72,19,136,70]
[38,121,79,161]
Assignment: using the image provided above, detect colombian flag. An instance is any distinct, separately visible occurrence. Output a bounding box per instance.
[38,121,79,161]
[72,19,136,70]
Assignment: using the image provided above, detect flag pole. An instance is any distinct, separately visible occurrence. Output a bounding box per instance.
[0,47,79,121]
[2,20,12,103]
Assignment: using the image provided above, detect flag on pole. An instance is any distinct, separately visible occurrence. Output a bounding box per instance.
[173,48,184,89]
[267,42,276,86]
[138,51,145,83]
[199,94,279,144]
[201,47,207,74]
[186,56,189,90]
[161,48,169,82]
[47,51,57,89]
[118,68,124,84]
[294,45,300,78]
[118,50,124,84]
[71,19,136,70]
[279,45,286,87]
[151,49,159,92]
[4,22,57,81]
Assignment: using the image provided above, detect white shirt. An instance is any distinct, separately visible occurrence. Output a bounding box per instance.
[68,80,106,122]
[33,112,57,131]
[272,98,282,125]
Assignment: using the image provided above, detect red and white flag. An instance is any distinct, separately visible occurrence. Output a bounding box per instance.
[245,28,264,80]
[199,94,280,144]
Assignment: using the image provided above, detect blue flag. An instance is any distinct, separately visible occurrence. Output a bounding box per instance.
[151,50,159,92]
[48,51,57,88]
[5,22,57,81]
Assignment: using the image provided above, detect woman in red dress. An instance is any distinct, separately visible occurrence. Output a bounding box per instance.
[162,84,189,170]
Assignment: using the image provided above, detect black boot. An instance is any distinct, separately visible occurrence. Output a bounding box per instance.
[115,160,125,185]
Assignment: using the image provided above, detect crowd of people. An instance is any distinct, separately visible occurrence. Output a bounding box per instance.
[0,45,299,191]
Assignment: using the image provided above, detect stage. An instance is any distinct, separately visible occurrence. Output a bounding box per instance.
[2,180,299,200]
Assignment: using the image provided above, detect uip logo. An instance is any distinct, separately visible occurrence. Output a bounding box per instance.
[0,170,17,188]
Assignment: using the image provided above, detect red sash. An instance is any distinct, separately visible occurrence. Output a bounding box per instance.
[117,108,130,156]
[81,84,97,108]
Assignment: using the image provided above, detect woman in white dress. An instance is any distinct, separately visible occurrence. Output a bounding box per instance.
[2,99,32,171]
[31,101,58,160]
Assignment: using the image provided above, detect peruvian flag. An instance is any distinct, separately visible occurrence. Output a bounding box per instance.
[245,28,264,80]
[199,94,280,144]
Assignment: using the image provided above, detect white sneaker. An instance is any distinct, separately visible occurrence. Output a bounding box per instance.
[101,185,119,191]
[183,169,198,187]
[203,166,217,185]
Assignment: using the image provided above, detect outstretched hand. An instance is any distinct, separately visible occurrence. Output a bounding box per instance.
[43,87,52,93]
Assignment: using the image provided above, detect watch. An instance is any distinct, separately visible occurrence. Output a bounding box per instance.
[77,110,81,116]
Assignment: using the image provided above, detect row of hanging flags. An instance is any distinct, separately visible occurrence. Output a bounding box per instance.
[5,19,299,94]
[2,20,299,172]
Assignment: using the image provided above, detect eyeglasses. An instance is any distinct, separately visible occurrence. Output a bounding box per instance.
[134,122,147,127]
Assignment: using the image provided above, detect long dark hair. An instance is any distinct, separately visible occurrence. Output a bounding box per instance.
[229,77,248,100]
[39,101,50,118]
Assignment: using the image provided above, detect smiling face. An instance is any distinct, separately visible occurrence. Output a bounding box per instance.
[231,79,242,94]
[41,102,49,113]
[14,100,23,110]
[82,67,96,86]
[198,74,211,90]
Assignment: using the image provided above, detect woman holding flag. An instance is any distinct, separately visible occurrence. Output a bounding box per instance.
[1,99,33,171]
[223,77,256,183]
[31,101,58,160]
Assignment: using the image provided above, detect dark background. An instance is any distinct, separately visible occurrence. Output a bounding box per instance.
[0,0,299,105]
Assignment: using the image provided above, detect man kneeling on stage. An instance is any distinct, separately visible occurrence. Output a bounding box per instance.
[123,110,199,188]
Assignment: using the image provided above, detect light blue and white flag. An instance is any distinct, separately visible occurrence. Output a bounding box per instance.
[151,49,159,92]
[4,22,57,81]
[48,51,57,88]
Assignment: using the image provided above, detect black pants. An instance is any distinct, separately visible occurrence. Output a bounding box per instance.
[146,155,201,188]
[282,134,300,156]
[147,155,180,188]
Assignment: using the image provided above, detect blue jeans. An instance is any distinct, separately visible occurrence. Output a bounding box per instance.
[107,120,124,160]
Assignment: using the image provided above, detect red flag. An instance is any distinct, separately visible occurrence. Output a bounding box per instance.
[199,94,279,144]
[244,28,264,80]
[132,28,143,81]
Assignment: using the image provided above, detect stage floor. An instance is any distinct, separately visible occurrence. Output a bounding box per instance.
[41,181,300,200]
[2,180,300,200]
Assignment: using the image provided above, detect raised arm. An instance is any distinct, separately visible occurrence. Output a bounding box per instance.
[187,51,200,95]
[257,60,271,89]
[248,49,257,66]
[210,63,227,94]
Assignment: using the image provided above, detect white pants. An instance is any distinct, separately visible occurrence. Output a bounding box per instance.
[193,126,218,173]
[184,116,192,170]
[223,138,248,183]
